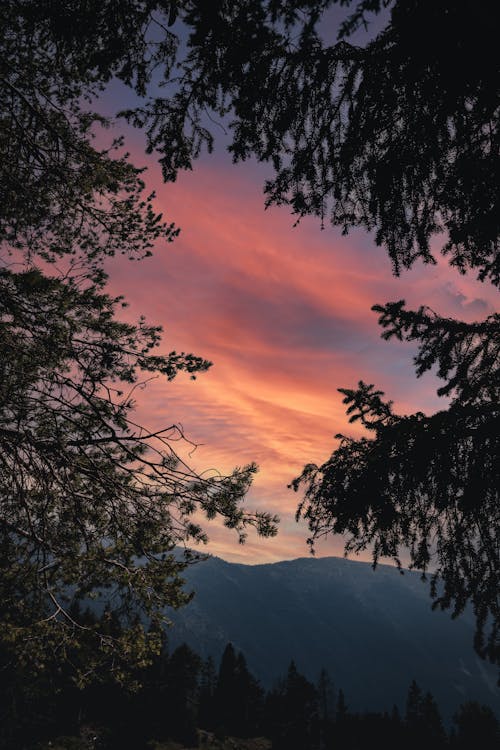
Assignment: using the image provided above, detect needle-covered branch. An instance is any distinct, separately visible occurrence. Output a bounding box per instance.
[0,264,277,680]
[373,301,500,404]
[293,384,499,666]
[0,1,279,681]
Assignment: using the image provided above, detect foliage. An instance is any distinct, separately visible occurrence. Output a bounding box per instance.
[452,701,500,750]
[264,661,319,750]
[293,376,499,665]
[261,1,498,669]
[0,266,274,675]
[2,632,498,749]
[405,680,447,750]
[293,298,499,664]
[0,0,278,681]
[120,1,498,284]
[214,645,264,738]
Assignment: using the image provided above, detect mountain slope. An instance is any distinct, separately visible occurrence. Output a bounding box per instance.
[166,555,499,718]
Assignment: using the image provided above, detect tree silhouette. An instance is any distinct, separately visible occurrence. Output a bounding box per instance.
[452,701,499,750]
[2,632,499,748]
[0,1,279,680]
[317,667,335,749]
[273,661,319,750]
[115,1,497,286]
[213,642,239,736]
[404,681,447,750]
[198,656,217,731]
[212,643,263,737]
[165,643,202,745]
[264,2,498,667]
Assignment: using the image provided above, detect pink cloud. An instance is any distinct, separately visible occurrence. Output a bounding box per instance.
[105,150,498,564]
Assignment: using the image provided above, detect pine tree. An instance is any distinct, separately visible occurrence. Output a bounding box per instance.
[452,701,500,750]
[336,688,348,723]
[213,643,263,738]
[214,643,239,737]
[405,680,423,729]
[234,651,264,737]
[404,681,446,750]
[165,643,202,746]
[333,687,351,749]
[198,656,217,731]
[317,668,335,749]
[1,0,279,680]
[420,692,447,750]
[278,661,319,750]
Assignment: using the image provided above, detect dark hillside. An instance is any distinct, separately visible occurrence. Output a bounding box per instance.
[167,555,499,719]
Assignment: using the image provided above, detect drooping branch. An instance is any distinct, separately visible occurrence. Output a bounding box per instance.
[293,385,500,666]
[372,301,500,404]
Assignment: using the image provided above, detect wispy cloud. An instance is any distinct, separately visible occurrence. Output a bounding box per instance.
[106,153,498,563]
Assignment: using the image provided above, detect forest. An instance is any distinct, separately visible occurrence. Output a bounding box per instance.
[1,606,498,749]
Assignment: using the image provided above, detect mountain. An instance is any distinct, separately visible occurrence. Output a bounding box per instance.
[166,555,499,719]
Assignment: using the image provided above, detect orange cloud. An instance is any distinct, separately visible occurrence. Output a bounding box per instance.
[106,151,498,564]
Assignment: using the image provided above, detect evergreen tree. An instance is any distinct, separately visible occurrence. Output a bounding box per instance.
[317,668,335,749]
[214,643,239,737]
[234,651,264,737]
[2,0,498,683]
[1,0,280,682]
[317,668,335,723]
[404,681,446,750]
[272,661,319,750]
[420,692,447,749]
[213,643,263,738]
[198,656,217,731]
[273,1,498,670]
[452,701,499,750]
[165,643,202,746]
[405,680,423,731]
[336,688,348,723]
[334,688,350,749]
[121,634,171,748]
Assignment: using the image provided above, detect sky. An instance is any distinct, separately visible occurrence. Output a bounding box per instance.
[104,132,497,566]
[95,5,498,566]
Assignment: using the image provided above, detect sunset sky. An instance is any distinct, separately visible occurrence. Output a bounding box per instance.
[106,123,498,566]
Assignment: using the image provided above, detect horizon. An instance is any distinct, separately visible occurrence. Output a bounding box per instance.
[185,549,415,572]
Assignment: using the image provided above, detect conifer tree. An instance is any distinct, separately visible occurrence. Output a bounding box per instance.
[0,0,278,680]
[404,681,446,750]
[166,643,202,745]
[275,661,319,750]
[317,668,335,749]
[213,643,263,738]
[198,656,217,731]
[336,688,348,723]
[234,651,264,737]
[405,680,423,728]
[420,692,447,750]
[452,701,500,750]
[214,642,239,737]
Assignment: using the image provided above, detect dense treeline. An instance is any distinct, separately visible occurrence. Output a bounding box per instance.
[1,610,498,750]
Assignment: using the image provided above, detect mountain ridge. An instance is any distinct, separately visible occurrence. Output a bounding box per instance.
[166,553,499,720]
